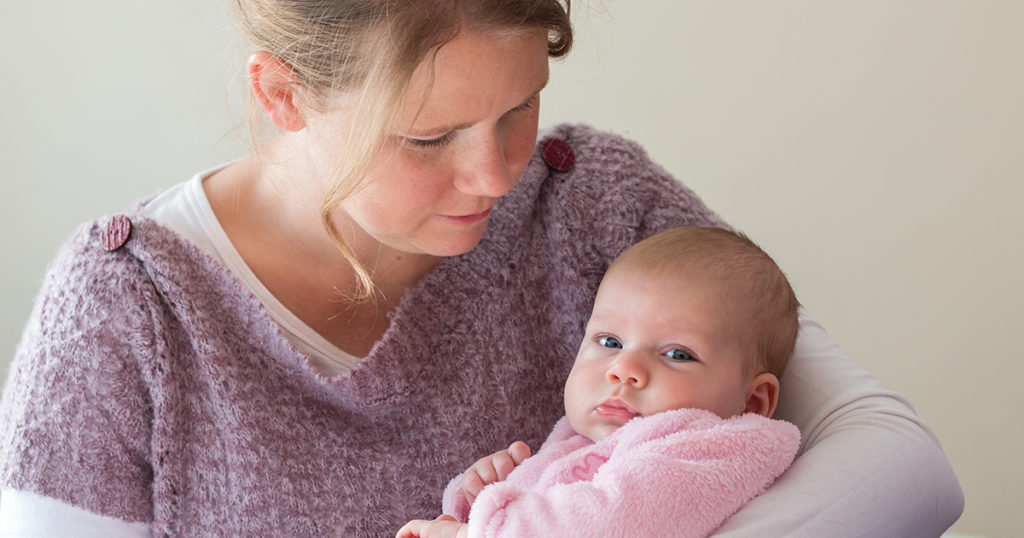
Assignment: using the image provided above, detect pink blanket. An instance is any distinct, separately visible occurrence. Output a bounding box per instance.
[443,408,800,537]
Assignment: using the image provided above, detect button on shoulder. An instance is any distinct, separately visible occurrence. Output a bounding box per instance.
[541,138,576,172]
[100,214,133,251]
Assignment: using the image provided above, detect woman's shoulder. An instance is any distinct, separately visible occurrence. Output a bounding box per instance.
[535,123,723,223]
[33,216,158,336]
[497,123,726,260]
[31,211,237,343]
[539,123,659,184]
[543,123,650,155]
[47,211,201,284]
[12,210,289,400]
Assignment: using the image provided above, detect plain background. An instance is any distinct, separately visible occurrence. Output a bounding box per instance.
[1,1,1020,536]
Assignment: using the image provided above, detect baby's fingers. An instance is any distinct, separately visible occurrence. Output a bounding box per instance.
[507,441,531,465]
[396,519,429,538]
[462,468,489,503]
[463,442,532,503]
[492,441,531,481]
[490,450,518,482]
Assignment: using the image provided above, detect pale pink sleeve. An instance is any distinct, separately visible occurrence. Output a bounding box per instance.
[464,410,799,538]
[442,417,582,522]
[441,474,472,522]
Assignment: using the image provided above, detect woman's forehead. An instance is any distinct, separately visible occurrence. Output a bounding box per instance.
[400,29,550,134]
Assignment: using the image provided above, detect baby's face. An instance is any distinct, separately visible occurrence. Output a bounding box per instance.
[564,265,753,442]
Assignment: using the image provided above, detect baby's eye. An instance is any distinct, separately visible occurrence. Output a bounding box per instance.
[597,336,623,349]
[665,349,696,362]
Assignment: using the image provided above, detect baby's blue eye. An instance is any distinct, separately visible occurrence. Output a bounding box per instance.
[597,336,623,349]
[665,349,696,362]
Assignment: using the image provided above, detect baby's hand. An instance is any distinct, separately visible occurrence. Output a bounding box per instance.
[396,514,467,538]
[462,441,531,504]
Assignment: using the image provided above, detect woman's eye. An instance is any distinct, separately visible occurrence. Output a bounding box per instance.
[510,94,537,113]
[597,336,623,349]
[665,349,696,362]
[407,132,455,148]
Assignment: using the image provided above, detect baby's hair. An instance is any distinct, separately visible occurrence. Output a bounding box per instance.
[231,0,572,299]
[608,227,800,378]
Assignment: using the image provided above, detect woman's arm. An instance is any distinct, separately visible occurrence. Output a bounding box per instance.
[712,314,964,536]
[0,222,157,530]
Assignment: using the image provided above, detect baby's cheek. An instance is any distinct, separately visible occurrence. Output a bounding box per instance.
[562,368,589,415]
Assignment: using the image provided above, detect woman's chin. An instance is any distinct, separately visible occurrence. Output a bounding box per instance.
[429,236,487,258]
[420,225,491,258]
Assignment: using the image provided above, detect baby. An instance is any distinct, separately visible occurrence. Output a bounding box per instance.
[398,227,802,538]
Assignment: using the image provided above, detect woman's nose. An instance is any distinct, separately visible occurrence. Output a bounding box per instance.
[454,131,518,198]
[605,352,648,388]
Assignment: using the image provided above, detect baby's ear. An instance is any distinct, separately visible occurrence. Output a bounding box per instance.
[744,372,780,418]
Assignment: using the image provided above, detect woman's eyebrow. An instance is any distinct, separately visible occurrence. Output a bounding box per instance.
[531,72,551,99]
[406,74,550,138]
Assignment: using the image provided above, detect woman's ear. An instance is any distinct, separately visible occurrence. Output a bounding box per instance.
[744,372,780,418]
[248,51,307,132]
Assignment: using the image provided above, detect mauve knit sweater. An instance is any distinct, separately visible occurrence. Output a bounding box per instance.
[0,125,725,536]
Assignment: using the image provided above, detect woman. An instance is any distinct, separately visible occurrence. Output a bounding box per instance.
[0,1,962,536]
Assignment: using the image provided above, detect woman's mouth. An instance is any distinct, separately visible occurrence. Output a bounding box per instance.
[441,207,492,226]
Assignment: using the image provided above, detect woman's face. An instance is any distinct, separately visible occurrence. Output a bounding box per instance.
[305,29,551,259]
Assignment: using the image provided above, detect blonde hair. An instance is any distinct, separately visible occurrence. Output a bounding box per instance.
[232,0,572,298]
[608,227,800,378]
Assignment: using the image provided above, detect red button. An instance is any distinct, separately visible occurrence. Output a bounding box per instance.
[100,215,132,251]
[542,138,575,172]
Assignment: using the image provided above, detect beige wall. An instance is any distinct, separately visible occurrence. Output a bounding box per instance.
[1,1,1020,535]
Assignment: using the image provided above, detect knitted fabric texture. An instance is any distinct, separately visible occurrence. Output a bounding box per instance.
[443,409,800,538]
[0,124,724,536]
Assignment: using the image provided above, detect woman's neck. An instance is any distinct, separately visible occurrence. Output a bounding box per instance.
[203,136,441,355]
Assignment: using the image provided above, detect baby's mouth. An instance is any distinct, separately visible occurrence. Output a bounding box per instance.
[594,398,639,421]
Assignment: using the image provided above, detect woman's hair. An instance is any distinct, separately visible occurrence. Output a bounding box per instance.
[608,227,800,378]
[232,0,572,298]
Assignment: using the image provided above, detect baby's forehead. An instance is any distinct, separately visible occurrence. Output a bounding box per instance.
[603,261,757,326]
[607,258,733,292]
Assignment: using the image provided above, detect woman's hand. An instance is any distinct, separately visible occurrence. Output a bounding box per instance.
[396,514,468,538]
[462,441,531,504]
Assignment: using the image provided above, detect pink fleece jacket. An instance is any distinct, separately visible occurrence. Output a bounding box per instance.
[443,409,800,538]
